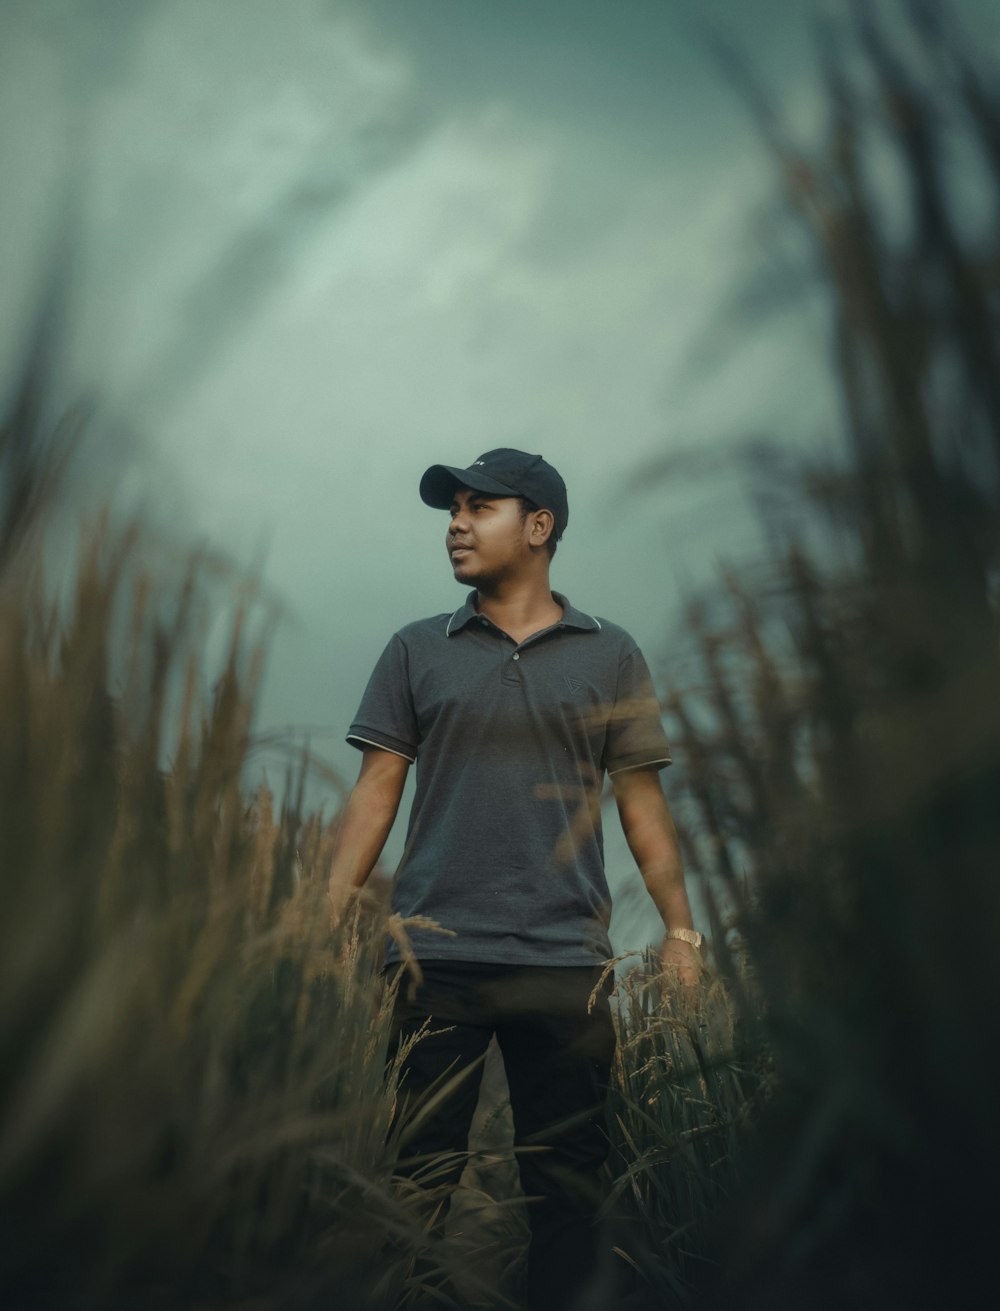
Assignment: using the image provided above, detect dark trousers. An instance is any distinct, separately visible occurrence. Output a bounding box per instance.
[387,960,616,1311]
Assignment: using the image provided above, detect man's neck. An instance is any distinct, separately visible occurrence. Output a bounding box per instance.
[474,575,563,644]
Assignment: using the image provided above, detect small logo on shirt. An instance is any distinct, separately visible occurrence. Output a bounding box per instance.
[472,460,486,466]
[564,675,586,694]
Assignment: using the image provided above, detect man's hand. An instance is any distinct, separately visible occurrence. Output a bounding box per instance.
[659,935,702,989]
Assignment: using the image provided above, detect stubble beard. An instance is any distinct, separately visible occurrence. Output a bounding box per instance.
[451,557,490,589]
[448,532,529,592]
[449,550,509,594]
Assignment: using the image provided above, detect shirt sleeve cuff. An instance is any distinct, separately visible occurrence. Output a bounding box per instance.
[607,753,672,777]
[346,729,417,763]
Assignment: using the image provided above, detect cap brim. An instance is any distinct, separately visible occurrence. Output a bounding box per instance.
[419,463,518,509]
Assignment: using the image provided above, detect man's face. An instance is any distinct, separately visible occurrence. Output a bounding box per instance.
[446,487,533,587]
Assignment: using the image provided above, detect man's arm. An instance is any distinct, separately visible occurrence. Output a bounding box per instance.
[612,766,701,986]
[328,746,410,926]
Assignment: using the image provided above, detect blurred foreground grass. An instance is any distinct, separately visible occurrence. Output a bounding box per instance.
[0,375,438,1308]
[654,4,1000,1306]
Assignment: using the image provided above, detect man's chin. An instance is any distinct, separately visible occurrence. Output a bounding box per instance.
[451,560,488,587]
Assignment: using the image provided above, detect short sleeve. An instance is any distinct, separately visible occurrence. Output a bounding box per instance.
[604,645,672,776]
[346,634,419,762]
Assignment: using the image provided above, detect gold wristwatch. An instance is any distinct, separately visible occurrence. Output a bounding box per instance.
[665,927,704,950]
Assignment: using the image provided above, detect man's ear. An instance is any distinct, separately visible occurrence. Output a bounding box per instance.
[530,508,554,547]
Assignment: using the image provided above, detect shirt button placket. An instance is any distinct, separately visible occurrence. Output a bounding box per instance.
[502,645,521,685]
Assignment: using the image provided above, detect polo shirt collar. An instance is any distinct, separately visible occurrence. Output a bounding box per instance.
[445,591,601,636]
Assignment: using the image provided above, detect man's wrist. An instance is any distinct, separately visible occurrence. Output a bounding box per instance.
[664,927,704,950]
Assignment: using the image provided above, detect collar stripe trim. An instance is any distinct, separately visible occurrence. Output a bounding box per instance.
[445,608,464,637]
[446,595,600,635]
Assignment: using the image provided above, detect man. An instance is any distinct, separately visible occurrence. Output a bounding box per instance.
[328,449,701,1310]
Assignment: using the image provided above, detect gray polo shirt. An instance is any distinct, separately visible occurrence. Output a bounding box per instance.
[347,591,671,966]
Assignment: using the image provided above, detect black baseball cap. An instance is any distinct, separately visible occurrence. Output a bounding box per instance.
[419,448,569,539]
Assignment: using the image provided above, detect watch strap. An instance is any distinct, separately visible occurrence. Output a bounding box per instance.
[665,927,704,949]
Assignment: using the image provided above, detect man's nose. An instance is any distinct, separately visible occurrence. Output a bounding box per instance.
[449,511,469,533]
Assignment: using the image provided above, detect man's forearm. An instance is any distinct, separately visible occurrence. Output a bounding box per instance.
[328,793,394,916]
[626,815,695,934]
[328,751,408,922]
[614,769,695,932]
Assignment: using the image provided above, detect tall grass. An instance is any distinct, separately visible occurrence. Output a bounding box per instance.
[644,3,1000,1305]
[602,959,766,1306]
[0,344,446,1309]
